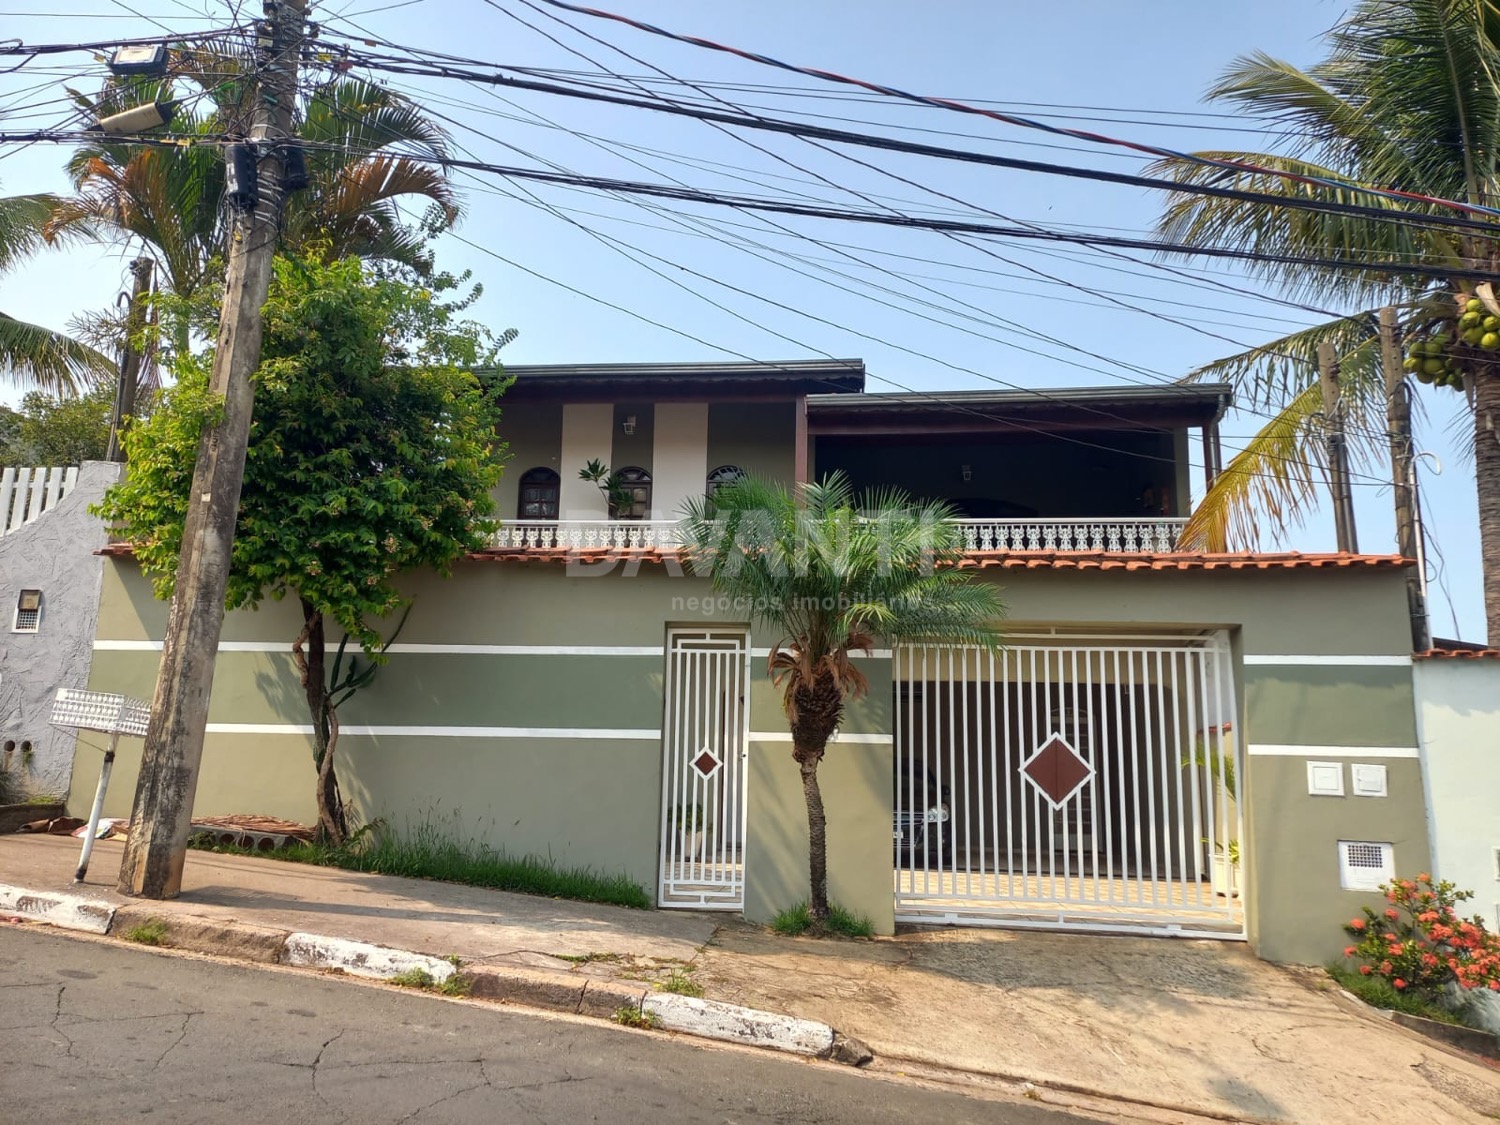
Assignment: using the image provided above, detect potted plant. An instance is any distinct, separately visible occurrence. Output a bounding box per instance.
[670,801,706,862]
[1184,732,1240,898]
[579,459,635,520]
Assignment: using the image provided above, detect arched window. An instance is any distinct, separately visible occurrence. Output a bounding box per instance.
[614,466,651,520]
[517,467,560,520]
[706,464,745,499]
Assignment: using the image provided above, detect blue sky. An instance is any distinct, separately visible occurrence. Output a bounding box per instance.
[0,0,1484,639]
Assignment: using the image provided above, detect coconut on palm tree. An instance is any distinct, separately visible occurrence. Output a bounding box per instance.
[681,473,1004,927]
[1147,0,1500,642]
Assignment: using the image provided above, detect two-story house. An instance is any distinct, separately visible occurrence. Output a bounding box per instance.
[73,359,1426,964]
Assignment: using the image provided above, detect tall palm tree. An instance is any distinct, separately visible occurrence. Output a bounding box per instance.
[0,190,113,394]
[47,64,460,303]
[681,473,1004,927]
[1147,0,1500,642]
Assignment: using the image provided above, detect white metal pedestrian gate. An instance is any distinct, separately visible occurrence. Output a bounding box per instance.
[893,631,1244,938]
[658,628,750,909]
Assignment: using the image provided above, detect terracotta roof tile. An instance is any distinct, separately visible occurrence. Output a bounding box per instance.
[1414,647,1500,660]
[461,547,1411,571]
[100,541,1412,573]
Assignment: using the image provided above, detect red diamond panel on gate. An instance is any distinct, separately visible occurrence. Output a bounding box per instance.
[1021,734,1093,807]
[692,748,721,779]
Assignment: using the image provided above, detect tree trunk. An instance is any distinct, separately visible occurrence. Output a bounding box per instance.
[798,751,829,923]
[1477,369,1500,645]
[292,599,348,844]
[788,667,845,928]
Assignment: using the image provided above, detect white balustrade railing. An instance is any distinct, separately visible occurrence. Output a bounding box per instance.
[488,516,1187,553]
[490,519,687,550]
[950,517,1187,553]
[0,466,78,536]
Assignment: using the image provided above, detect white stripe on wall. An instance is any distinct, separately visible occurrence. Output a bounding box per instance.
[1247,743,1418,759]
[203,723,662,740]
[748,731,894,745]
[96,640,665,656]
[1242,655,1411,667]
[749,648,892,660]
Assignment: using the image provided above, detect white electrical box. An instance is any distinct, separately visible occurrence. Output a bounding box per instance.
[1307,761,1345,797]
[1339,841,1394,891]
[1350,763,1388,798]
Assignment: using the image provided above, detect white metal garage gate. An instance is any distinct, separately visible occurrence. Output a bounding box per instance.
[893,631,1244,938]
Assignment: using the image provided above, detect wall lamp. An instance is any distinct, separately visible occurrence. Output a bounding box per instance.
[961,464,973,482]
[622,414,637,435]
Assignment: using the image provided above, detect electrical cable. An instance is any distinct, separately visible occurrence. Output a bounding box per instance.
[524,0,1500,219]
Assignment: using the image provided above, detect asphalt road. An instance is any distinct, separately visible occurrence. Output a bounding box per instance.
[1,926,1086,1124]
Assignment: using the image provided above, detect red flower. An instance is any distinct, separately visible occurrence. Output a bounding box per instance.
[1393,979,1408,990]
[1359,966,1373,976]
[1343,946,1357,958]
[1380,961,1394,974]
[1417,873,1431,883]
[1350,918,1367,931]
[1385,909,1400,921]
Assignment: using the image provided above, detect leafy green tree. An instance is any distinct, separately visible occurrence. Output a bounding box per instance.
[0,386,115,465]
[680,474,1003,927]
[1147,0,1500,640]
[97,255,510,842]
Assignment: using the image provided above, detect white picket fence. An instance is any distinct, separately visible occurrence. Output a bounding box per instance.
[0,466,78,536]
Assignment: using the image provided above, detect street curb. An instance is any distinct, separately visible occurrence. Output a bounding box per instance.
[0,882,115,934]
[2,886,871,1067]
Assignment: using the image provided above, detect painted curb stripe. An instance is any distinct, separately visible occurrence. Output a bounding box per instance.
[0,883,115,934]
[203,724,662,739]
[1242,655,1412,666]
[95,640,665,656]
[641,993,835,1056]
[281,933,456,982]
[1247,744,1419,758]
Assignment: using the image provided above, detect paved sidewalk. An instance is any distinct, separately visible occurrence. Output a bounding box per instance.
[6,833,1500,1123]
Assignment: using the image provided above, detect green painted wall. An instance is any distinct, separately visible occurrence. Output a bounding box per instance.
[67,730,319,826]
[86,556,1423,958]
[494,402,562,519]
[973,567,1413,657]
[1245,756,1430,965]
[707,401,795,485]
[744,657,895,933]
[1245,665,1418,748]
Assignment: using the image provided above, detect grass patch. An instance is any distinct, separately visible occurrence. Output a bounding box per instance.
[189,819,652,910]
[555,951,624,965]
[613,1005,660,1029]
[656,969,703,998]
[122,918,170,946]
[387,966,472,997]
[1326,964,1475,1027]
[771,901,875,939]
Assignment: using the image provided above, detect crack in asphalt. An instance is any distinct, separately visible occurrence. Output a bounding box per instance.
[152,1012,197,1072]
[48,984,77,1060]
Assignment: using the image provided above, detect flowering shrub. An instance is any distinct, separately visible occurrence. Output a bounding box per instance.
[1343,874,1500,999]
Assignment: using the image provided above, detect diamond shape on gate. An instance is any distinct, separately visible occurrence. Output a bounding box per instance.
[692,746,722,779]
[1020,733,1093,809]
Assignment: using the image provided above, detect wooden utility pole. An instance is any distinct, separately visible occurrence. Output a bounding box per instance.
[1318,341,1359,553]
[118,0,307,898]
[105,257,153,462]
[1379,307,1430,651]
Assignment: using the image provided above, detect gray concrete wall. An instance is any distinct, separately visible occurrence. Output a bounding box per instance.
[0,462,120,799]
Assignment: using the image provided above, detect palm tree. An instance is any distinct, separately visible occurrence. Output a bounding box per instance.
[46,64,459,312]
[680,473,1004,927]
[0,189,113,394]
[1147,0,1500,642]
